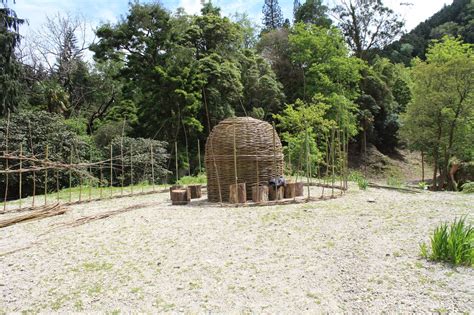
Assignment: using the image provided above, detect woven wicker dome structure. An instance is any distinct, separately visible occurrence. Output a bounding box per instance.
[205,117,284,202]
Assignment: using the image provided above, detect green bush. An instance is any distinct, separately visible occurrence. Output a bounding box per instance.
[420,217,473,266]
[177,173,207,185]
[461,182,474,193]
[348,171,368,190]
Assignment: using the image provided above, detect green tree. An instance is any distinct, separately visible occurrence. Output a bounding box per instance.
[0,0,25,115]
[333,0,404,60]
[401,37,474,190]
[262,0,284,31]
[294,0,332,28]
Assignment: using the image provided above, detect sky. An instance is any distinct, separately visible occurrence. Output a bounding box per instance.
[9,0,452,52]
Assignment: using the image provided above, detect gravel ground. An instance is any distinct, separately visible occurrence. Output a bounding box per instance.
[0,185,473,313]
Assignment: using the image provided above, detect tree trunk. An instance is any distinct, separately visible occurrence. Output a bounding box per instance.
[421,151,425,183]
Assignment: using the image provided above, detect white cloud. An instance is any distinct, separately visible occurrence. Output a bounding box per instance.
[177,0,203,14]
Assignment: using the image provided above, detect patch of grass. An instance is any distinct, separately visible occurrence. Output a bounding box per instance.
[306,292,321,304]
[177,173,207,185]
[387,175,404,187]
[83,261,113,272]
[420,217,473,266]
[348,171,368,190]
[74,300,84,311]
[87,283,103,296]
[461,181,474,193]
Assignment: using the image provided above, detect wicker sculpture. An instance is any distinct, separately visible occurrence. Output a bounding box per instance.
[205,117,284,202]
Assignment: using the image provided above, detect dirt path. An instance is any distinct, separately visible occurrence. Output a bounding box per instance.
[1,186,473,313]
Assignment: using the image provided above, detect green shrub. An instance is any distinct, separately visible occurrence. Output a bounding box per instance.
[420,217,473,266]
[177,173,207,185]
[387,175,403,187]
[461,182,474,193]
[348,171,368,190]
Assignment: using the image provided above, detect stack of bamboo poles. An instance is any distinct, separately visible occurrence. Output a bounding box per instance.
[0,203,67,228]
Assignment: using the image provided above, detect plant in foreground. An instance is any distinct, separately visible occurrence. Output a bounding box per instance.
[420,217,473,266]
[461,182,474,193]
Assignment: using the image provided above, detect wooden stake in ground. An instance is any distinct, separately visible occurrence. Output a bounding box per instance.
[305,124,310,200]
[89,148,92,201]
[100,164,103,199]
[130,143,133,195]
[69,146,73,202]
[44,145,49,205]
[110,143,113,197]
[197,139,201,173]
[175,141,178,183]
[120,122,125,196]
[150,143,155,191]
[28,120,36,208]
[3,110,10,212]
[19,143,22,210]
[331,128,336,198]
[233,120,238,192]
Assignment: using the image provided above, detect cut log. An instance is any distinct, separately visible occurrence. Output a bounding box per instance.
[295,182,304,196]
[169,185,183,194]
[171,189,189,205]
[229,183,246,204]
[284,183,297,198]
[252,185,269,203]
[269,186,284,201]
[188,185,202,199]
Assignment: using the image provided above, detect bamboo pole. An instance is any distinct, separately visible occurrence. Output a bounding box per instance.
[288,141,292,177]
[3,110,10,212]
[110,143,113,197]
[19,143,22,210]
[305,124,310,200]
[174,141,178,183]
[130,143,133,195]
[233,120,238,189]
[210,138,222,205]
[322,131,329,199]
[331,128,335,198]
[56,150,60,202]
[197,139,201,173]
[120,131,124,197]
[44,144,49,205]
[89,149,92,201]
[272,122,277,177]
[69,146,72,203]
[150,143,155,191]
[100,164,103,199]
[28,120,36,208]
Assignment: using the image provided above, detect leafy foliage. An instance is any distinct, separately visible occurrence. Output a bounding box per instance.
[420,217,473,266]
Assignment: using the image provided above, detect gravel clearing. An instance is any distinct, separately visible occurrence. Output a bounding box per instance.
[1,186,473,313]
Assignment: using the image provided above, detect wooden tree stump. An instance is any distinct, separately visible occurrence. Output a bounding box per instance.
[169,185,183,194]
[252,185,269,203]
[284,182,304,198]
[295,182,304,196]
[189,185,202,199]
[229,183,246,204]
[171,189,189,205]
[269,186,284,201]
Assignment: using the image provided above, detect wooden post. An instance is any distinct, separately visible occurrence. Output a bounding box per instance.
[110,143,113,197]
[252,185,268,203]
[175,141,178,183]
[19,143,22,210]
[269,186,284,201]
[421,150,425,183]
[197,139,201,173]
[99,164,103,199]
[120,138,124,197]
[288,141,292,177]
[331,128,336,198]
[321,132,329,199]
[56,161,60,202]
[189,185,202,199]
[233,120,238,190]
[28,120,36,208]
[229,183,246,204]
[272,122,277,177]
[3,110,10,212]
[305,124,310,200]
[130,143,133,195]
[44,145,49,205]
[89,149,92,201]
[69,146,72,203]
[210,138,222,205]
[150,143,155,191]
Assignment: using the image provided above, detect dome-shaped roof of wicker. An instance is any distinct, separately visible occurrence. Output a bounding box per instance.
[205,117,284,202]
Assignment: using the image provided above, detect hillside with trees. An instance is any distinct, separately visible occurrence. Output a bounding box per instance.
[0,0,473,194]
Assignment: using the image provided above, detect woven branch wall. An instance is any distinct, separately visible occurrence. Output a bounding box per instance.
[205,117,284,202]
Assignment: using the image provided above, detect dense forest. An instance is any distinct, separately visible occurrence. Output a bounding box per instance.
[0,0,473,195]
